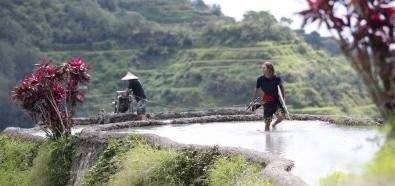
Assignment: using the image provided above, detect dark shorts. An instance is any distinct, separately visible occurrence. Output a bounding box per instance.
[137,99,146,115]
[263,102,285,119]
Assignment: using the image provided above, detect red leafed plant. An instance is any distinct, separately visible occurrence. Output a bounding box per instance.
[12,57,91,139]
[299,0,395,123]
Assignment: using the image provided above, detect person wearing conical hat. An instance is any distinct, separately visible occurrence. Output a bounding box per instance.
[121,71,147,120]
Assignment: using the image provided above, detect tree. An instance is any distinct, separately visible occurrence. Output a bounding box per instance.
[11,58,91,139]
[299,0,395,132]
[191,0,207,9]
[280,17,293,26]
[303,31,322,48]
[210,4,222,16]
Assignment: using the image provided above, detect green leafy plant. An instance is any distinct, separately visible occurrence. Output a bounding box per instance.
[0,135,38,186]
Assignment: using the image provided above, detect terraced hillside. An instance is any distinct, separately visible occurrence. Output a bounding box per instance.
[44,40,374,116]
[1,0,378,130]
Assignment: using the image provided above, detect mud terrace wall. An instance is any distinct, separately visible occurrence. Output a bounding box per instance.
[2,109,383,186]
[74,108,383,127]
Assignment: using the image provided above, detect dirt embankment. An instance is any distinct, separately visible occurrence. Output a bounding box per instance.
[74,108,382,127]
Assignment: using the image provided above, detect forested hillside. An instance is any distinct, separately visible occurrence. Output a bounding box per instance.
[0,0,376,130]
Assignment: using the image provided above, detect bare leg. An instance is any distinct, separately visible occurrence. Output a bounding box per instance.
[272,112,284,128]
[136,100,146,121]
[264,117,272,131]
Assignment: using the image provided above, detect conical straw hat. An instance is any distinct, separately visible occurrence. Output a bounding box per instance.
[121,71,138,80]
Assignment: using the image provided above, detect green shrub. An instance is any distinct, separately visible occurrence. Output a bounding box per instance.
[368,141,395,178]
[155,146,222,185]
[109,144,178,186]
[208,155,270,186]
[83,135,143,186]
[86,137,221,186]
[0,135,38,186]
[28,135,74,186]
[109,144,271,186]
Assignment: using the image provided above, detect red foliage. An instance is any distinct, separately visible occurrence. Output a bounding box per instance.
[299,0,395,119]
[299,0,394,46]
[11,57,91,139]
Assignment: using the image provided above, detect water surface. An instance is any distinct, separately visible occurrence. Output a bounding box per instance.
[116,120,384,186]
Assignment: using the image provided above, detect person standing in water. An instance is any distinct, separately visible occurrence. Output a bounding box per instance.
[121,71,147,120]
[249,62,286,131]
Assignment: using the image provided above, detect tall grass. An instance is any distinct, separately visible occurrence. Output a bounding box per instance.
[28,136,74,186]
[109,144,178,186]
[83,135,143,186]
[0,135,38,186]
[208,155,270,186]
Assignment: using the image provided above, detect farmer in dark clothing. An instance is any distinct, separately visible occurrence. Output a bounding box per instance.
[121,71,147,120]
[249,62,285,131]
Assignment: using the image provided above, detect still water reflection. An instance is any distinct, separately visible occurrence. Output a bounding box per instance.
[118,120,385,186]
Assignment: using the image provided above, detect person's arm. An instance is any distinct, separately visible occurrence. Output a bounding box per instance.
[249,88,258,104]
[250,77,261,104]
[279,82,285,101]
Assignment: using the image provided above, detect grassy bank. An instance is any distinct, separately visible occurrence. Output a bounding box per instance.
[84,135,270,186]
[0,135,74,186]
[1,134,270,186]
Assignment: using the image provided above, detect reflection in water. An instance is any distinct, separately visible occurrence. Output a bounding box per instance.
[117,120,385,186]
[265,132,286,155]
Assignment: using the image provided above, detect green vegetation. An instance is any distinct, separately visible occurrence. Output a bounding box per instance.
[43,41,372,116]
[0,135,38,186]
[367,141,395,179]
[320,141,395,186]
[150,146,221,185]
[0,134,74,186]
[320,171,350,186]
[301,31,341,56]
[109,144,179,185]
[291,106,343,115]
[85,135,269,186]
[1,134,270,185]
[28,136,74,186]
[208,155,270,186]
[349,104,380,118]
[1,0,376,130]
[83,135,143,186]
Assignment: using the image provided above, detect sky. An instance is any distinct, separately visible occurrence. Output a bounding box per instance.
[202,0,332,36]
